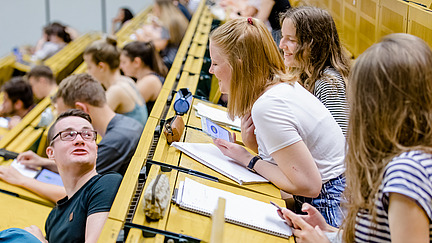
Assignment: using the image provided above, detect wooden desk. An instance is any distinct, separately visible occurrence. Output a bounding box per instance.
[126,173,293,242]
[0,192,52,232]
[0,158,55,207]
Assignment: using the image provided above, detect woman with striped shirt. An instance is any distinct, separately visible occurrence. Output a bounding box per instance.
[279,6,350,136]
[280,33,432,242]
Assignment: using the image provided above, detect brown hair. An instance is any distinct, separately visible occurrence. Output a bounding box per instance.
[56,73,106,108]
[210,17,292,119]
[27,65,56,84]
[280,6,350,92]
[47,109,92,144]
[84,36,120,70]
[343,33,432,241]
[122,41,168,77]
[2,77,34,109]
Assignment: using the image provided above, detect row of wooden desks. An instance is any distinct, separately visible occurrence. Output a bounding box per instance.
[124,98,293,242]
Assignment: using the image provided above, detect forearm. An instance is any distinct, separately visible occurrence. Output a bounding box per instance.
[241,132,258,153]
[41,158,58,173]
[20,178,66,203]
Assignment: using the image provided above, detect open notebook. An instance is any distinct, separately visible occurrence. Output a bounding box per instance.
[171,142,268,185]
[193,103,241,129]
[175,178,292,239]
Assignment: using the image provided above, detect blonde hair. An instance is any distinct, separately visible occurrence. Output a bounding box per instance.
[280,6,350,92]
[155,0,189,47]
[343,33,432,241]
[84,36,120,70]
[210,17,291,119]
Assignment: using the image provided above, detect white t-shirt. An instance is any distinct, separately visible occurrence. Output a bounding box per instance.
[252,82,345,182]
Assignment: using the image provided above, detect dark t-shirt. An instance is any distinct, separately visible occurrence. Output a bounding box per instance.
[96,114,143,175]
[45,173,122,243]
[268,0,291,30]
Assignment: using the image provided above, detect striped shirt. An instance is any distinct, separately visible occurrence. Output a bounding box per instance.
[313,68,349,136]
[354,151,432,242]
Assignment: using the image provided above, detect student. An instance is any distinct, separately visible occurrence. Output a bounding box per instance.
[120,41,168,113]
[84,37,148,125]
[256,0,291,44]
[136,0,189,68]
[281,33,432,242]
[111,7,134,34]
[279,6,350,135]
[0,77,34,129]
[27,65,58,100]
[209,17,345,227]
[0,74,143,203]
[33,22,72,62]
[7,109,122,242]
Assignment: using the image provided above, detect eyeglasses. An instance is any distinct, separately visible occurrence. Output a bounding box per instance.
[50,130,97,145]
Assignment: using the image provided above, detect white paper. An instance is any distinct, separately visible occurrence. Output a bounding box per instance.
[11,159,39,178]
[194,103,241,128]
[171,142,268,185]
[178,178,292,238]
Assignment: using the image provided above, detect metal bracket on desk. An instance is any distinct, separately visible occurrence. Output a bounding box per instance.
[124,222,203,243]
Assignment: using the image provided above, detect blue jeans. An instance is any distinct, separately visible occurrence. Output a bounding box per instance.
[293,174,346,227]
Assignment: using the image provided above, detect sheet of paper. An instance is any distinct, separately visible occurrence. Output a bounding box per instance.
[172,142,268,184]
[194,103,241,128]
[10,159,39,178]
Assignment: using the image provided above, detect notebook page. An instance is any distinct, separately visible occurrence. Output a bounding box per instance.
[194,103,241,128]
[11,159,39,178]
[171,142,268,184]
[179,178,292,238]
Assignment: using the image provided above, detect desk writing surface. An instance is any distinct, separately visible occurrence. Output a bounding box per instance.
[165,174,294,243]
[0,159,55,206]
[180,128,281,198]
[0,192,52,232]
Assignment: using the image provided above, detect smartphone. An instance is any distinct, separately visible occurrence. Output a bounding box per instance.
[270,201,283,211]
[201,117,232,142]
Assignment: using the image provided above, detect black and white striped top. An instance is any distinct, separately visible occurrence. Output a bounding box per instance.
[354,151,432,242]
[313,68,349,136]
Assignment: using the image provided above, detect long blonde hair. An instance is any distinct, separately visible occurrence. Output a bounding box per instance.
[210,17,291,119]
[343,33,432,241]
[280,6,350,92]
[155,0,189,47]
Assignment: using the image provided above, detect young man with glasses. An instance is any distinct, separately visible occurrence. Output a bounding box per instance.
[0,73,143,203]
[2,109,122,242]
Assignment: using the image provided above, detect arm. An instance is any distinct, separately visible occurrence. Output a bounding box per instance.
[137,76,163,102]
[388,192,430,243]
[213,139,322,197]
[85,212,109,243]
[0,166,65,203]
[105,86,124,113]
[17,150,58,172]
[24,225,48,243]
[256,0,275,22]
[240,113,258,153]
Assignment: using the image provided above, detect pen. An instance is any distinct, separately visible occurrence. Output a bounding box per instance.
[229,126,241,132]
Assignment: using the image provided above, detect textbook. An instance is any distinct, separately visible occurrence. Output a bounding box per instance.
[193,103,241,129]
[171,142,268,185]
[174,178,293,238]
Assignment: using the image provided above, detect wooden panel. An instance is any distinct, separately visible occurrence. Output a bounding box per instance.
[97,218,124,243]
[342,5,357,54]
[357,0,378,55]
[0,193,52,232]
[408,4,432,47]
[378,0,408,39]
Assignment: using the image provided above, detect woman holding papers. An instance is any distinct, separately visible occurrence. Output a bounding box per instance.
[281,34,432,242]
[209,17,346,227]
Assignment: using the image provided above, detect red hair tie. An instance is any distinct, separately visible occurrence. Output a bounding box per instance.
[247,17,253,25]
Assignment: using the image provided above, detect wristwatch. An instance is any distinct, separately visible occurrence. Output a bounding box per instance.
[247,155,262,172]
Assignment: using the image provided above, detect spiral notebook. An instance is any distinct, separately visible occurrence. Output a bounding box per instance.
[175,178,292,239]
[171,142,268,185]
